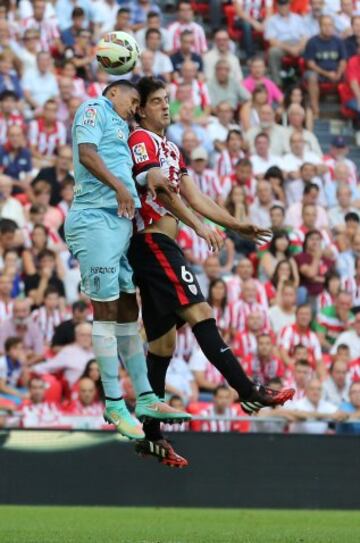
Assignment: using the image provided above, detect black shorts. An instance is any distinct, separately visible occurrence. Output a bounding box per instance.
[128,232,205,341]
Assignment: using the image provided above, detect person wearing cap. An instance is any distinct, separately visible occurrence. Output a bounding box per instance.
[322,136,358,187]
[304,15,347,117]
[188,146,223,203]
[264,0,308,87]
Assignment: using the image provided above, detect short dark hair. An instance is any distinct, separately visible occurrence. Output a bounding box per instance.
[102,79,137,97]
[270,204,285,215]
[136,76,166,109]
[345,212,360,223]
[44,286,59,298]
[303,182,319,195]
[226,129,242,142]
[72,300,88,313]
[180,29,193,39]
[5,336,22,353]
[255,131,269,142]
[264,166,284,184]
[145,28,161,41]
[117,7,130,16]
[303,229,321,251]
[214,385,230,396]
[0,90,18,102]
[0,219,17,235]
[296,303,312,314]
[147,10,160,19]
[236,158,252,168]
[295,358,310,367]
[38,248,55,261]
[72,6,84,18]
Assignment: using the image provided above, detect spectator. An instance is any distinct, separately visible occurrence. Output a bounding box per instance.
[129,0,160,33]
[265,259,299,305]
[60,7,85,48]
[344,14,360,58]
[315,290,355,351]
[189,346,224,401]
[167,1,208,55]
[233,0,273,60]
[113,7,133,34]
[284,104,323,156]
[63,29,95,82]
[269,281,297,334]
[264,166,286,205]
[245,104,288,156]
[34,322,94,388]
[207,59,250,111]
[32,145,74,207]
[328,184,359,230]
[9,29,41,80]
[208,278,231,341]
[0,218,18,270]
[198,385,242,432]
[166,101,212,153]
[250,132,282,178]
[135,11,171,52]
[144,28,173,82]
[337,381,360,434]
[207,101,239,151]
[264,0,308,87]
[64,377,104,418]
[24,248,65,306]
[203,29,243,83]
[75,359,104,402]
[282,84,314,131]
[323,136,357,187]
[304,15,347,117]
[61,60,87,98]
[317,272,341,311]
[243,57,283,107]
[0,125,32,190]
[0,51,23,100]
[322,360,351,407]
[22,0,62,53]
[0,175,26,227]
[28,100,66,167]
[0,298,44,363]
[286,358,313,400]
[196,254,221,296]
[279,303,323,372]
[161,395,190,432]
[0,90,25,146]
[285,183,329,230]
[188,147,222,202]
[0,273,14,322]
[22,51,59,111]
[259,231,299,283]
[170,30,203,75]
[302,0,325,38]
[281,131,325,180]
[165,355,198,405]
[243,334,285,386]
[222,158,257,206]
[285,378,345,434]
[240,84,270,132]
[215,129,245,178]
[31,286,66,345]
[52,299,89,352]
[172,60,211,117]
[20,376,62,428]
[0,336,28,405]
[249,180,275,228]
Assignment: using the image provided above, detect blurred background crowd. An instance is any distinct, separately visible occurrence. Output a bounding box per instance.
[0,0,360,435]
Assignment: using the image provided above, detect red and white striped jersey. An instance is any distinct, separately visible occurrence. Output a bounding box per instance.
[0,113,25,145]
[22,222,63,251]
[31,307,66,343]
[236,0,272,19]
[128,127,188,231]
[216,149,245,178]
[0,300,13,323]
[317,291,335,313]
[87,82,107,99]
[278,324,322,366]
[28,118,66,157]
[161,420,190,432]
[348,358,360,382]
[212,305,232,335]
[63,399,104,417]
[226,275,269,308]
[177,224,225,264]
[342,276,360,307]
[290,226,337,257]
[187,167,222,200]
[21,16,60,52]
[230,300,270,333]
[198,404,242,432]
[167,21,208,55]
[242,354,285,385]
[232,330,258,359]
[174,324,196,362]
[20,401,62,428]
[170,80,210,110]
[220,173,257,203]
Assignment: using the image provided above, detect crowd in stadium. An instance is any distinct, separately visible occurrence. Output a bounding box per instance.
[0,0,359,435]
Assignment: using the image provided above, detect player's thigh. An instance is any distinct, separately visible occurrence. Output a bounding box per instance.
[177,301,213,327]
[65,209,131,302]
[117,292,139,323]
[148,326,177,357]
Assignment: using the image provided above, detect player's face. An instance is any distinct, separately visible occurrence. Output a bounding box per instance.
[140,88,170,130]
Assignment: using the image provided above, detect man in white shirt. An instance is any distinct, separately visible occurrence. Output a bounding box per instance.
[34,322,95,387]
[285,378,344,433]
[280,131,324,180]
[250,132,282,178]
[249,179,275,228]
[22,51,59,110]
[285,104,323,157]
[144,28,173,81]
[264,0,308,86]
[245,104,288,156]
[331,311,360,359]
[328,184,360,230]
[302,0,324,38]
[203,29,243,83]
[0,175,26,228]
[165,357,198,404]
[135,10,171,52]
[322,360,351,407]
[207,102,240,152]
[269,282,296,335]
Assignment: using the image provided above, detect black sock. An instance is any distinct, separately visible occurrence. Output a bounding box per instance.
[143,351,171,442]
[192,318,253,399]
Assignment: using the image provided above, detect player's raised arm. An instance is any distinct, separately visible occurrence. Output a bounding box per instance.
[180,173,272,246]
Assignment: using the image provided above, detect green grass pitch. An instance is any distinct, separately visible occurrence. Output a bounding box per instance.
[1,506,359,543]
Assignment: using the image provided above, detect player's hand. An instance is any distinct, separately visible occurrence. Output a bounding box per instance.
[116,185,135,220]
[234,223,273,246]
[147,170,176,200]
[195,223,224,253]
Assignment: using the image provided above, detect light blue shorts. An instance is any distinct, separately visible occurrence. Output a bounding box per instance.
[65,208,135,302]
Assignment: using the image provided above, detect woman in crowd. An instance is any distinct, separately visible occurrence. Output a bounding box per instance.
[259,231,299,284]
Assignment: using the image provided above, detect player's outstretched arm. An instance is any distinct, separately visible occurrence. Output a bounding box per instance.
[180,174,272,245]
[79,143,135,219]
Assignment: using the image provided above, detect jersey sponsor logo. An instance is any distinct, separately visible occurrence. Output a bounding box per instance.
[83,107,97,127]
[90,266,116,274]
[132,142,149,163]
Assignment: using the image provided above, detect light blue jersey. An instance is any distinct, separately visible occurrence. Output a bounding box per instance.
[71,96,140,210]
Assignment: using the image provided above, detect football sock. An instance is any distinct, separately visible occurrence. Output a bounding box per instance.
[115,322,153,398]
[192,318,253,399]
[143,352,171,442]
[92,321,122,402]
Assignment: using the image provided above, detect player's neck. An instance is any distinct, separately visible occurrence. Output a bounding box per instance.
[141,121,164,138]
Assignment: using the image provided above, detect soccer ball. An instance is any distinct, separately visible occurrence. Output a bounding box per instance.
[96,32,140,76]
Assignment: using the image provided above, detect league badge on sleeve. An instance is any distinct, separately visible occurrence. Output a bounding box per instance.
[132,142,149,163]
[83,107,97,127]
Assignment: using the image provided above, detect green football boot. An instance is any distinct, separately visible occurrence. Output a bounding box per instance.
[135,393,192,424]
[103,401,145,440]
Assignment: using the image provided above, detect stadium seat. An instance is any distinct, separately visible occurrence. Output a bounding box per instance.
[190,1,209,17]
[224,5,264,44]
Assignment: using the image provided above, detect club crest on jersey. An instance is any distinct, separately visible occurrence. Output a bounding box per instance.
[132,142,149,163]
[83,107,97,127]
